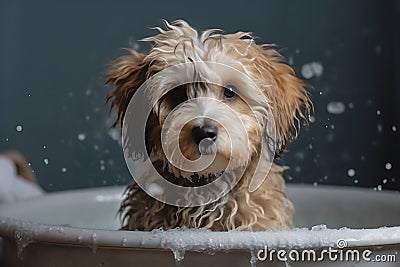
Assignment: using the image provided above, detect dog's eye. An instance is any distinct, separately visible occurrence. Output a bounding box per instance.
[173,86,188,103]
[223,85,237,99]
[158,85,188,111]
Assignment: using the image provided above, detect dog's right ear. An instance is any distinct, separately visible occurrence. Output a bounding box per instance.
[106,49,149,127]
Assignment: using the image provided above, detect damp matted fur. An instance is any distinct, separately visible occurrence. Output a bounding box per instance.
[106,20,311,231]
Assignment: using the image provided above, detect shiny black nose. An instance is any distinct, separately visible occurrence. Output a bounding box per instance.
[191,124,218,144]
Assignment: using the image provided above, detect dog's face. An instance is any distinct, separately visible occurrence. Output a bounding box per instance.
[156,81,261,179]
[107,20,310,185]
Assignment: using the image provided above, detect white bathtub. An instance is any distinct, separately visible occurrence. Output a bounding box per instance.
[0,185,399,267]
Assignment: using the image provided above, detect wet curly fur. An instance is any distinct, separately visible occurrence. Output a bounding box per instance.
[106,20,310,231]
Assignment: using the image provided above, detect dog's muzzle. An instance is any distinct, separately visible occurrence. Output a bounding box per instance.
[191,120,218,155]
[191,124,218,144]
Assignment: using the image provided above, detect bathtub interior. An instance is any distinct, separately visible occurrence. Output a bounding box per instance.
[1,184,400,267]
[1,184,399,230]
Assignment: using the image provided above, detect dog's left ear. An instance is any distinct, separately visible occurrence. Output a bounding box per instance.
[255,47,311,156]
[106,49,149,127]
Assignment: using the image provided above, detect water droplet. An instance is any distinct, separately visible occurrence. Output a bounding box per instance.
[385,163,392,170]
[147,183,164,196]
[301,62,324,79]
[121,236,128,247]
[383,179,388,184]
[311,224,327,231]
[43,158,49,165]
[16,125,23,132]
[284,260,292,267]
[311,62,324,77]
[172,249,185,264]
[376,110,381,115]
[15,231,34,258]
[354,179,359,184]
[309,115,316,123]
[377,185,382,191]
[91,232,97,253]
[327,102,346,114]
[250,249,258,267]
[347,169,356,177]
[375,44,382,55]
[108,128,121,142]
[392,125,397,132]
[61,168,67,173]
[294,166,301,173]
[288,56,294,65]
[128,37,141,50]
[77,133,86,141]
[76,235,83,243]
[295,152,305,160]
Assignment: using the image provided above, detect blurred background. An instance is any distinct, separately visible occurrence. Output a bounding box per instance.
[0,0,399,192]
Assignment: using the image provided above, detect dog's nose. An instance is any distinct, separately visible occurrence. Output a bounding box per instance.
[191,124,218,144]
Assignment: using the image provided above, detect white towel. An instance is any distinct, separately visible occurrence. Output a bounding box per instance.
[0,156,44,204]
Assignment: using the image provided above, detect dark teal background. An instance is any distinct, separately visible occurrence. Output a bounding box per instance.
[0,0,399,192]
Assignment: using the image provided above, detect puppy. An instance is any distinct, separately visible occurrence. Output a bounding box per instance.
[106,20,310,231]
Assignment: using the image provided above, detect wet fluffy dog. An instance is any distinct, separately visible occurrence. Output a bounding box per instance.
[107,20,310,231]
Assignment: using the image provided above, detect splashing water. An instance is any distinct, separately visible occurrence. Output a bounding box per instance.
[172,249,186,264]
[147,183,164,196]
[15,231,34,258]
[347,169,356,177]
[76,235,83,243]
[91,232,97,253]
[121,236,128,247]
[249,249,258,267]
[327,102,346,115]
[2,218,400,266]
[77,133,86,141]
[385,163,392,170]
[12,221,40,259]
[301,62,324,79]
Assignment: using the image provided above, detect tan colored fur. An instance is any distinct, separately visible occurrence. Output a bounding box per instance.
[106,20,310,231]
[119,162,293,231]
